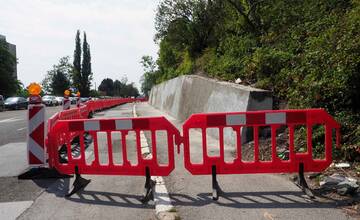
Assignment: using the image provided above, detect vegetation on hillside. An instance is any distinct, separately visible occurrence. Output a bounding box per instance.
[141,0,360,160]
[0,39,18,96]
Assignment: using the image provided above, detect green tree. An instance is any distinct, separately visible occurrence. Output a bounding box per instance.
[15,81,29,98]
[72,30,82,90]
[0,39,17,96]
[125,83,140,97]
[51,70,70,96]
[42,56,73,94]
[120,81,139,97]
[225,0,264,35]
[113,80,122,96]
[98,78,114,96]
[81,32,92,96]
[89,89,100,97]
[140,55,158,97]
[156,0,224,54]
[98,77,139,97]
[150,0,360,159]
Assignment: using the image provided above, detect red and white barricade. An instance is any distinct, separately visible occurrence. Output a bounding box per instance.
[28,104,46,166]
[76,97,81,108]
[63,97,71,110]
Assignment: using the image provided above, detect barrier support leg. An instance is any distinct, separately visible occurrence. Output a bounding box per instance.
[212,165,222,201]
[66,166,91,197]
[297,163,315,199]
[140,167,154,204]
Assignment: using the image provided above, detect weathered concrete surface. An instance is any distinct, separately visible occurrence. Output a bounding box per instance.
[149,75,273,143]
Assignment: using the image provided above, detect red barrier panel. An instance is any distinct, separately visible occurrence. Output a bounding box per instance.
[44,106,340,200]
[47,112,60,134]
[47,98,143,133]
[45,98,142,167]
[47,117,181,176]
[183,109,340,175]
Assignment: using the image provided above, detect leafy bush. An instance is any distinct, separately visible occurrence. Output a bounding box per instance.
[141,0,360,160]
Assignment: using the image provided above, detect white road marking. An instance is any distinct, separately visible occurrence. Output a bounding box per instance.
[0,117,23,124]
[133,104,174,215]
[17,127,26,131]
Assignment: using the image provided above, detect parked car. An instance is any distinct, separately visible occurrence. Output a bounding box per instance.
[4,97,28,110]
[69,97,77,104]
[80,97,90,103]
[42,95,57,106]
[55,96,64,105]
[0,95,4,112]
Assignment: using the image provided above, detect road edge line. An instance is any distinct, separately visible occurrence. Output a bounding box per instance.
[133,103,179,220]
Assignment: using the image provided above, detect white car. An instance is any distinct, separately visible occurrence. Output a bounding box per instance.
[55,97,64,105]
[42,95,57,106]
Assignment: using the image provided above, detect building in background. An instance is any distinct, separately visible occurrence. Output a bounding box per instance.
[0,34,17,80]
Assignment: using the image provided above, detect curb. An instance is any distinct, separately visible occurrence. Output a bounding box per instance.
[132,103,180,220]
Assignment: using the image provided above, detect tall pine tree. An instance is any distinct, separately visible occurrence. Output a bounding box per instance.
[81,32,92,96]
[72,30,82,91]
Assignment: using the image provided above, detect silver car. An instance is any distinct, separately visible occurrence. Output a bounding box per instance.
[55,97,64,105]
[42,95,57,106]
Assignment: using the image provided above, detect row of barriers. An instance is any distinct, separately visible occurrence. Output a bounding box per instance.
[40,106,341,201]
[26,97,145,167]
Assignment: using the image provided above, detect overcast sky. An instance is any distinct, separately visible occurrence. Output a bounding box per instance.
[0,0,159,91]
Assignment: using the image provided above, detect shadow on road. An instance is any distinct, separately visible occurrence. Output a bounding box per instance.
[49,187,353,210]
[65,190,155,209]
[31,175,357,212]
[165,191,342,209]
[32,178,71,197]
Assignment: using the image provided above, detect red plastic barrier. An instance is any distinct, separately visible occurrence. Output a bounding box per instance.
[182,109,341,175]
[85,98,139,114]
[47,112,60,134]
[46,98,138,162]
[47,117,181,176]
[47,98,144,132]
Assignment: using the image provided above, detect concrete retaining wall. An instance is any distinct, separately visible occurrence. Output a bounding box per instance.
[149,75,273,143]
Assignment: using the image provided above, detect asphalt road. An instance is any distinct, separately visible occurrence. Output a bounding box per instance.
[0,105,64,146]
[18,103,156,220]
[0,104,78,220]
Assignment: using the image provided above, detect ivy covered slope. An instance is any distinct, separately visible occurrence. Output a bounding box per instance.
[141,0,360,160]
